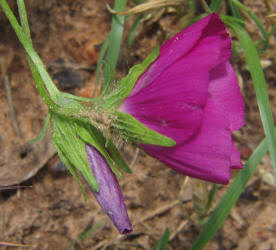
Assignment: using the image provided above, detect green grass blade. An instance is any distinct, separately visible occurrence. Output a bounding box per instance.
[268,23,276,37]
[94,35,110,96]
[190,134,269,250]
[17,0,30,36]
[228,0,242,19]
[209,0,223,12]
[206,183,218,211]
[101,0,127,91]
[230,0,269,50]
[128,14,144,49]
[153,228,170,250]
[69,222,102,250]
[227,21,276,177]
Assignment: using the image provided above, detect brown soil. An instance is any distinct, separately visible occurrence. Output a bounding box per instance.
[1,0,276,249]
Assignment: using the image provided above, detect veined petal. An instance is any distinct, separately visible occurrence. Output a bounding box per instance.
[86,144,132,234]
[121,14,232,144]
[119,13,244,184]
[128,13,231,96]
[139,61,244,183]
[209,62,245,131]
[141,93,233,184]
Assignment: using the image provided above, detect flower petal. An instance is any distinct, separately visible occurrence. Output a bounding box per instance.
[230,141,243,169]
[209,62,245,131]
[86,144,132,234]
[121,14,232,144]
[140,61,244,183]
[120,13,244,184]
[128,13,231,96]
[141,92,233,184]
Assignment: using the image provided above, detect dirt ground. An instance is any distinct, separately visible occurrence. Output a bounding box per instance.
[1,0,276,249]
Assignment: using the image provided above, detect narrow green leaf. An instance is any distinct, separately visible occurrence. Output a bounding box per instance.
[101,0,127,91]
[268,24,276,37]
[128,14,144,49]
[17,0,31,37]
[132,0,147,4]
[220,15,245,27]
[98,60,115,97]
[206,183,218,211]
[254,24,276,52]
[230,0,269,50]
[226,19,276,177]
[95,35,111,96]
[29,112,50,143]
[69,222,102,250]
[78,223,101,241]
[153,228,170,250]
[102,46,160,110]
[209,0,223,12]
[228,0,242,19]
[113,111,176,146]
[190,134,269,250]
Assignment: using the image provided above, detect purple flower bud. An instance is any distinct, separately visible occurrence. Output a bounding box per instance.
[86,144,132,234]
[120,13,245,184]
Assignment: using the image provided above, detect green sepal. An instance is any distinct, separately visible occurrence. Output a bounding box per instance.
[75,118,131,176]
[106,139,132,174]
[56,96,85,117]
[101,46,160,110]
[29,112,50,143]
[98,46,175,147]
[113,111,176,146]
[53,140,87,200]
[51,112,99,191]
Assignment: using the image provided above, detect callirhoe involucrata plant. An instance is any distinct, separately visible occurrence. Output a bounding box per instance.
[51,13,244,233]
[1,0,244,235]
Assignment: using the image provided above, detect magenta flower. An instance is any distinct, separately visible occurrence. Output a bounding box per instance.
[86,144,132,234]
[119,13,244,184]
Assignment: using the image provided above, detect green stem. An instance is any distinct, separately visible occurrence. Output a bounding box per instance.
[16,0,59,110]
[0,0,60,103]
